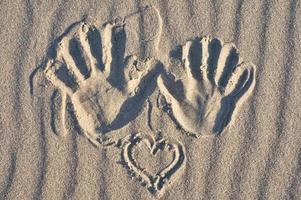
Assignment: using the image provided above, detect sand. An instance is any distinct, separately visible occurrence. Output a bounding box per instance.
[0,0,301,199]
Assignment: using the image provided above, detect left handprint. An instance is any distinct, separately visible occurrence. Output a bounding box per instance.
[43,21,162,145]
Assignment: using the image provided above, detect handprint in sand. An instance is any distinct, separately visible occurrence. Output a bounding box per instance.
[44,21,162,144]
[157,37,256,137]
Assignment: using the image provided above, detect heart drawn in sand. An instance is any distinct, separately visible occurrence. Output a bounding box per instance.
[121,134,185,194]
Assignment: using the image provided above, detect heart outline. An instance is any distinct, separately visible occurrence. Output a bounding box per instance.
[120,133,185,195]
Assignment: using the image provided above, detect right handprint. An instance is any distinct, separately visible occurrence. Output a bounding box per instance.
[157,36,256,137]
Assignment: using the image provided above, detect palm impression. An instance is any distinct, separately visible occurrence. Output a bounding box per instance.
[157,37,256,137]
[43,21,162,144]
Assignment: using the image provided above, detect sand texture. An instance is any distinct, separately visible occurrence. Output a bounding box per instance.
[0,0,301,199]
